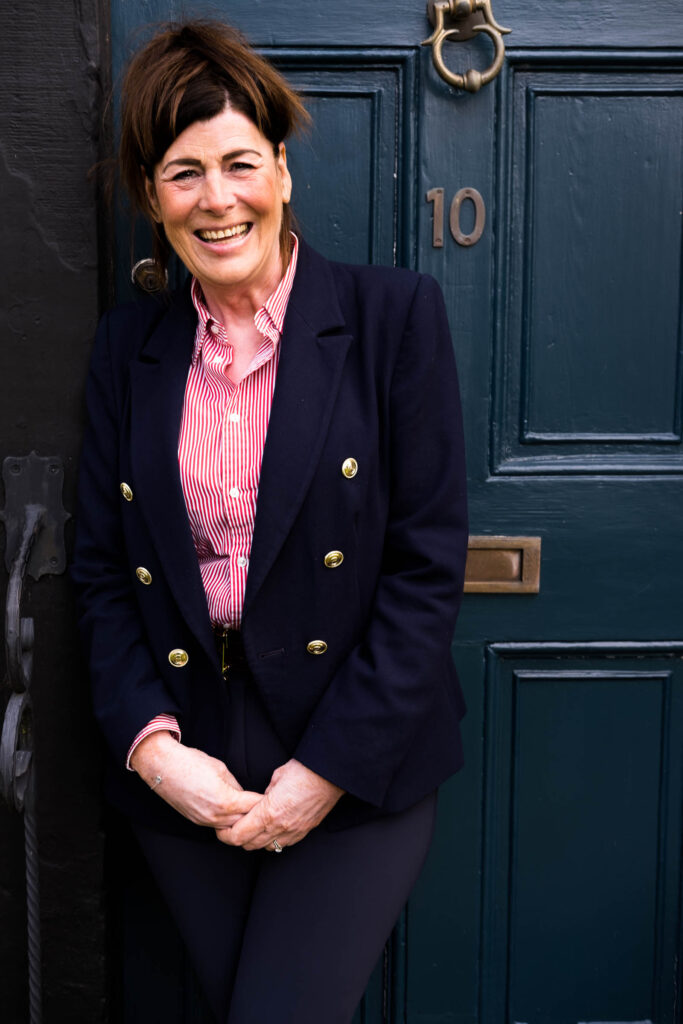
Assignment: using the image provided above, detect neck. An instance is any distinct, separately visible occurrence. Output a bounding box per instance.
[199,259,284,332]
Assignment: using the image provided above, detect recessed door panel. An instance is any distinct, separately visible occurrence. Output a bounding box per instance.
[483,648,683,1024]
[493,60,683,474]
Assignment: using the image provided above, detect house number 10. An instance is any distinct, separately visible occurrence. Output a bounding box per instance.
[426,187,486,248]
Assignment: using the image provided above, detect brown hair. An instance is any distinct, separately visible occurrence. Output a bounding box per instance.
[119,20,309,287]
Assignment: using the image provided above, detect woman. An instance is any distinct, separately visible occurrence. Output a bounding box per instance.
[72,19,468,1023]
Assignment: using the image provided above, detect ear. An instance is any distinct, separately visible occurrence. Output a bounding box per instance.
[143,169,162,223]
[277,143,292,205]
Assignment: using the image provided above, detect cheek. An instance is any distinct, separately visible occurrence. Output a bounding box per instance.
[248,180,285,221]
[156,189,194,230]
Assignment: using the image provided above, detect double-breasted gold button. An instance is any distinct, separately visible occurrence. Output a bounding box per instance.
[168,649,189,668]
[324,550,344,568]
[306,640,328,655]
[135,567,152,585]
[341,458,358,479]
[120,482,134,501]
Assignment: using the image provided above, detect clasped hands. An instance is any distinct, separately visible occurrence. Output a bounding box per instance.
[130,733,344,850]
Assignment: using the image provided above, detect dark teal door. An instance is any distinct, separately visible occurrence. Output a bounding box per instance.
[111,2,683,1021]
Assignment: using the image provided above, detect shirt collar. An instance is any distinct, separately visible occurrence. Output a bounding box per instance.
[190,234,299,366]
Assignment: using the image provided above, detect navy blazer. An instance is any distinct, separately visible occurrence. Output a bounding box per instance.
[72,238,468,836]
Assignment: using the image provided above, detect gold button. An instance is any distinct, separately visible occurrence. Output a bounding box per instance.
[341,458,358,479]
[168,649,189,668]
[306,640,328,655]
[120,482,133,501]
[324,550,344,568]
[135,567,152,585]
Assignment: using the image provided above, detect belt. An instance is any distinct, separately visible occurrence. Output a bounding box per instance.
[212,624,247,678]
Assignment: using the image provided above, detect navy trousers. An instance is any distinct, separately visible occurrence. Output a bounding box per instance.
[130,665,437,1024]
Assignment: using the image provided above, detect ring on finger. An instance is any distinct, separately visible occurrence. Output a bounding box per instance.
[271,839,284,854]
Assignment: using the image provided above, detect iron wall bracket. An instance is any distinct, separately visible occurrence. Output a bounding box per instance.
[0,452,68,1023]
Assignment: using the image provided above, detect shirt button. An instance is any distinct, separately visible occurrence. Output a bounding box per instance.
[237,556,248,568]
[208,322,220,335]
[229,487,240,498]
[229,413,240,423]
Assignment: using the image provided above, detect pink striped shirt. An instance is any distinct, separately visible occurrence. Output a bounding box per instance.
[126,236,299,769]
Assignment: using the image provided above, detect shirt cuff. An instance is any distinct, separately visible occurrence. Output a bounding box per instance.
[126,714,181,771]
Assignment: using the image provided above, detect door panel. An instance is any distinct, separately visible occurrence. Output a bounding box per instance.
[110,2,683,1022]
[496,61,683,472]
[483,648,683,1024]
[273,51,417,267]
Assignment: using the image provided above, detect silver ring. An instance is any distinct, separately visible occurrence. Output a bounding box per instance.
[271,839,284,853]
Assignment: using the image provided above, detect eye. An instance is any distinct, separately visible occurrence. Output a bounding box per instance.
[171,168,199,181]
[229,161,255,173]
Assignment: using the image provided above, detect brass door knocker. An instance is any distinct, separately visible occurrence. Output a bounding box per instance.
[422,0,511,93]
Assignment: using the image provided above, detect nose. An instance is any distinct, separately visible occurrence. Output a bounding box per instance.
[198,169,235,214]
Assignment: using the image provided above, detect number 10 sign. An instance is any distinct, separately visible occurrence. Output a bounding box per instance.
[426,187,486,247]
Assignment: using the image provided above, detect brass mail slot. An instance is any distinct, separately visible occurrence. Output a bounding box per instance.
[464,536,541,593]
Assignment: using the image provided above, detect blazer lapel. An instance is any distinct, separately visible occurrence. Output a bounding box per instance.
[128,288,217,666]
[243,241,352,619]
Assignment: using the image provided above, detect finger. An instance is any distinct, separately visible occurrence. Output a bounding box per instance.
[227,819,267,847]
[242,830,284,852]
[211,807,260,835]
[217,806,269,846]
[244,829,309,852]
[242,822,312,851]
[230,789,263,814]
[213,820,264,844]
[215,823,282,848]
[215,825,239,844]
[215,813,245,829]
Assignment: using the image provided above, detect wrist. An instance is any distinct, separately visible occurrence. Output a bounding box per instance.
[130,730,179,775]
[290,758,345,797]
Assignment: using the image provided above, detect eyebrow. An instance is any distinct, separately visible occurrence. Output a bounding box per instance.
[161,148,262,174]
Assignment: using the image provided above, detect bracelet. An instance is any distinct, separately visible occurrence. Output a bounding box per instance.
[149,774,163,791]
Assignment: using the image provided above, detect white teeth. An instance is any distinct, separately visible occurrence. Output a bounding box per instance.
[198,224,249,241]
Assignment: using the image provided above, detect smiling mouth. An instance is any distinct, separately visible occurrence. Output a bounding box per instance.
[195,223,251,242]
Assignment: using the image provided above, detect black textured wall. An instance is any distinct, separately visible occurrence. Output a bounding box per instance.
[0,1,109,1019]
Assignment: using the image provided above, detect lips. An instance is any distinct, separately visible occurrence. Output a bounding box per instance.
[195,223,251,242]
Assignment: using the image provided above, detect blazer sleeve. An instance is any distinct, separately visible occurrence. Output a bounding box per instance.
[71,312,182,766]
[293,273,468,806]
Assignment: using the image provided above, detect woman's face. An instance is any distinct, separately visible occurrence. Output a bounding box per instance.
[146,104,292,299]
